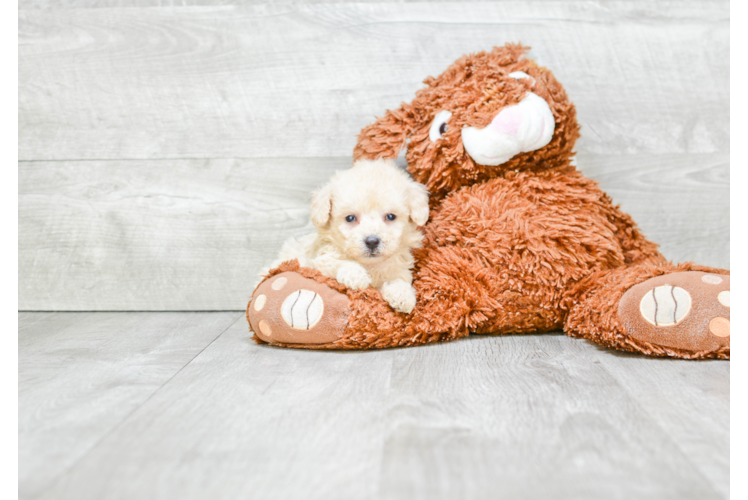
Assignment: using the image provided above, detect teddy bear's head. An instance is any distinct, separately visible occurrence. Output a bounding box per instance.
[354,44,580,201]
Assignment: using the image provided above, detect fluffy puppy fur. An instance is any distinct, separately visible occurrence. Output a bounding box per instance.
[266,159,430,313]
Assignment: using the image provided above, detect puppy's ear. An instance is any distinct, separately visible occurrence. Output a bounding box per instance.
[310,182,333,228]
[353,103,419,161]
[407,181,430,226]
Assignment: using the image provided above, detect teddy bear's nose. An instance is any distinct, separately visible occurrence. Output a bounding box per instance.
[365,236,380,249]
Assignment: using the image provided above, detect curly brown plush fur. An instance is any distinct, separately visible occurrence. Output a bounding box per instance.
[355,44,580,202]
[247,44,729,359]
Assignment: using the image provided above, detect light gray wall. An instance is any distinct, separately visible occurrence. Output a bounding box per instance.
[18,1,729,310]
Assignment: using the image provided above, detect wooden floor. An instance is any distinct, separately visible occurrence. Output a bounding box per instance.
[19,312,729,500]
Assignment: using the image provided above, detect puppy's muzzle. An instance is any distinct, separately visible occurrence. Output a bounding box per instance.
[364,236,380,254]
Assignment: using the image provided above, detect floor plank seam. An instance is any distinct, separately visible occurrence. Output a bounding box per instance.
[29,312,245,498]
[593,359,723,494]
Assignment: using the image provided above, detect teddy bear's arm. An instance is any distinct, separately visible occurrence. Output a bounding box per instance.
[597,193,666,266]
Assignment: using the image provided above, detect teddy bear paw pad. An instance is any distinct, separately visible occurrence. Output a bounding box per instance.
[248,272,350,345]
[618,271,729,352]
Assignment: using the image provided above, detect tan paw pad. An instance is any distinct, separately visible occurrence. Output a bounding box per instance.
[247,272,350,345]
[709,317,730,337]
[258,320,272,337]
[271,276,288,290]
[619,271,730,352]
[701,274,723,284]
[253,294,267,311]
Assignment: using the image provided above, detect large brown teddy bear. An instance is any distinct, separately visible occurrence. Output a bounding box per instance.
[247,44,730,359]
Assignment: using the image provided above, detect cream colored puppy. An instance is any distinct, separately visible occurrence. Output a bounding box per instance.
[266,159,429,313]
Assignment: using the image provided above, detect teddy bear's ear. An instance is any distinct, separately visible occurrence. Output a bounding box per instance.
[353,103,419,161]
[407,181,430,226]
[310,182,334,228]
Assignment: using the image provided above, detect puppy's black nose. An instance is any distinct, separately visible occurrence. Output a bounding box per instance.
[364,236,380,250]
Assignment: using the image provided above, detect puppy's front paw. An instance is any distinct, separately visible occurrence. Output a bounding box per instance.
[380,279,416,314]
[336,262,372,290]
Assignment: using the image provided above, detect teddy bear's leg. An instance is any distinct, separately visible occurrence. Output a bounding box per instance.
[563,263,729,359]
[247,249,488,349]
[246,259,453,349]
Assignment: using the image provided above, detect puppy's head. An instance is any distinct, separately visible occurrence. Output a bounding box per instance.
[311,159,429,264]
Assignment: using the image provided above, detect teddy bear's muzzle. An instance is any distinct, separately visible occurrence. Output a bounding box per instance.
[461,92,555,166]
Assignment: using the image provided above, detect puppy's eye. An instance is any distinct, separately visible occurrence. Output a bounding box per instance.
[345,215,356,223]
[429,110,452,142]
[385,213,396,221]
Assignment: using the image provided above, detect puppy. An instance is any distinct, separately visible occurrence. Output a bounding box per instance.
[265,158,429,313]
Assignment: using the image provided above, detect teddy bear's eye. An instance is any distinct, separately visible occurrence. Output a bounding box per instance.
[429,110,452,142]
[385,213,396,221]
[345,215,356,223]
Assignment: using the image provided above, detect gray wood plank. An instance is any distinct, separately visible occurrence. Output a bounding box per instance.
[25,316,728,500]
[599,353,730,498]
[18,311,243,499]
[18,152,729,311]
[19,2,728,161]
[24,0,721,9]
[577,152,729,269]
[18,0,538,8]
[378,335,728,500]
[724,11,748,270]
[728,157,748,269]
[18,157,350,311]
[35,315,396,500]
[727,240,748,270]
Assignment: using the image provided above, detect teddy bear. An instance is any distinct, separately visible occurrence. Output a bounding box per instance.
[246,44,729,359]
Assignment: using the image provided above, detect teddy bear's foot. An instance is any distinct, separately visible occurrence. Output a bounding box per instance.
[564,263,729,359]
[618,271,729,354]
[247,272,350,346]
